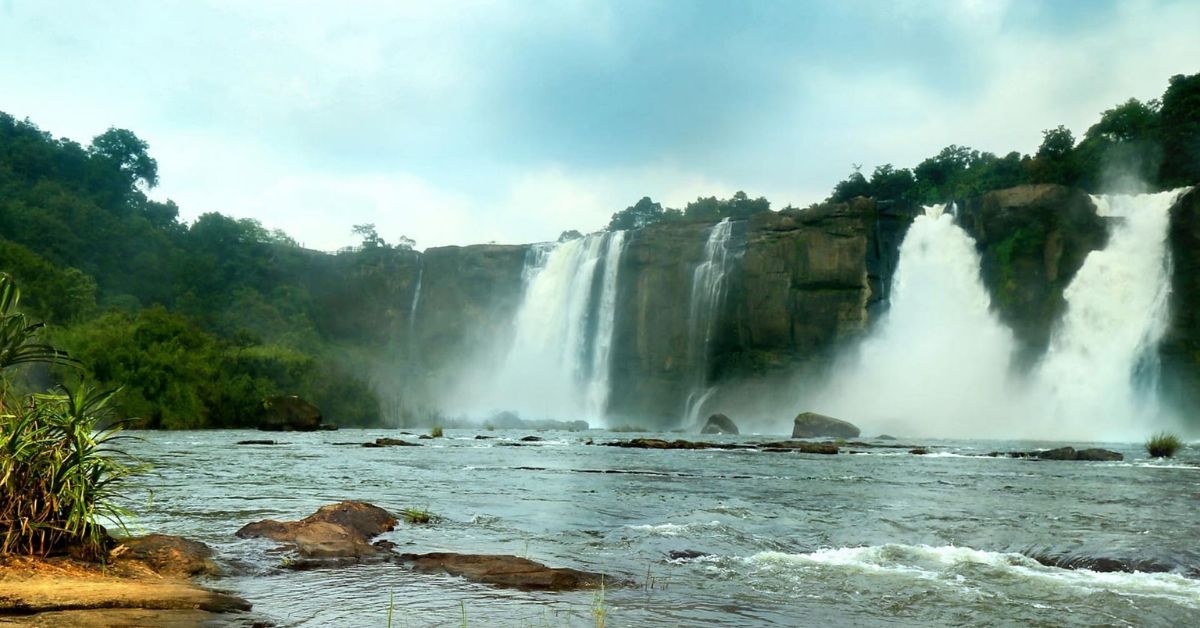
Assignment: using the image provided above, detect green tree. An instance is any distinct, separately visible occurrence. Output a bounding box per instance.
[88,127,159,189]
[1158,72,1200,188]
[608,197,667,230]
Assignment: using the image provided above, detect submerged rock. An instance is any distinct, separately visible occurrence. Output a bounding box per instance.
[397,552,609,591]
[602,438,749,450]
[758,441,839,455]
[701,413,739,435]
[792,412,861,438]
[255,395,325,432]
[363,437,419,447]
[236,501,397,562]
[987,447,1124,461]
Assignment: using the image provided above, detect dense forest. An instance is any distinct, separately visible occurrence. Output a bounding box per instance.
[608,72,1200,228]
[1,72,1197,429]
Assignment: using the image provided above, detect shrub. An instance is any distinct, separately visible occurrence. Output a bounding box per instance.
[1146,431,1183,458]
[0,273,142,558]
[430,426,443,438]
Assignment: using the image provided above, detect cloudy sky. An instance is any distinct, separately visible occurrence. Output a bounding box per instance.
[2,0,1198,250]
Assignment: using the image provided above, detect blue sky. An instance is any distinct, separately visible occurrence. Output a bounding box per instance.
[2,0,1198,250]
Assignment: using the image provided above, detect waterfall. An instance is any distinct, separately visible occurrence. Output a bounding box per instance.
[815,190,1187,440]
[585,231,625,418]
[682,219,736,425]
[408,263,423,339]
[815,204,1018,438]
[462,231,626,423]
[1033,189,1186,439]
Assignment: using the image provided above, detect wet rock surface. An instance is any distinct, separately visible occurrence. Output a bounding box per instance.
[792,412,861,438]
[397,552,609,591]
[987,447,1124,461]
[701,413,739,435]
[112,534,220,578]
[235,501,397,561]
[255,396,326,432]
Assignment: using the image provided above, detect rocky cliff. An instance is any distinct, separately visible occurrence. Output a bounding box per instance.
[958,185,1108,362]
[1162,187,1200,417]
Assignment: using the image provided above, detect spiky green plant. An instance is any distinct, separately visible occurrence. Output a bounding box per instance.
[1146,431,1183,458]
[0,272,141,558]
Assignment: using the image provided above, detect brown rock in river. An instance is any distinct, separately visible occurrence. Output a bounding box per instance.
[236,500,396,559]
[398,552,609,591]
[112,534,220,578]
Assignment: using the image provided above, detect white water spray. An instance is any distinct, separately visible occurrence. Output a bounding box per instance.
[458,232,626,423]
[814,191,1187,440]
[1033,189,1186,439]
[408,264,423,339]
[682,219,736,425]
[814,204,1019,438]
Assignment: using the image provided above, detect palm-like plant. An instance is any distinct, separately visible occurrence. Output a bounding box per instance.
[0,272,141,558]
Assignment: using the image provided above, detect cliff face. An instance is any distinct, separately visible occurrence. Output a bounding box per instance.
[1162,187,1200,416]
[721,199,884,378]
[604,199,904,424]
[405,243,528,410]
[958,185,1108,361]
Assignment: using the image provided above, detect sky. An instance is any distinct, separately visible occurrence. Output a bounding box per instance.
[2,0,1199,251]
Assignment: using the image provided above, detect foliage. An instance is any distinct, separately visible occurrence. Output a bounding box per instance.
[1159,73,1200,188]
[400,506,436,524]
[430,425,444,438]
[1145,431,1182,458]
[0,112,388,428]
[607,197,674,230]
[0,273,141,558]
[825,72,1199,203]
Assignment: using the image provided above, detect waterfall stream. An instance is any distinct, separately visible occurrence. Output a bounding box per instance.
[814,190,1187,440]
[682,219,736,425]
[460,231,626,423]
[1033,189,1186,438]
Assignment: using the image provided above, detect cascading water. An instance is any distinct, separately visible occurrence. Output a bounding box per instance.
[814,204,1019,438]
[814,190,1188,440]
[1033,189,1187,439]
[408,263,423,339]
[462,231,626,423]
[585,231,625,417]
[682,219,736,425]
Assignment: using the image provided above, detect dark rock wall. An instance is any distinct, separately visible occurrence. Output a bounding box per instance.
[958,185,1108,362]
[1162,187,1200,417]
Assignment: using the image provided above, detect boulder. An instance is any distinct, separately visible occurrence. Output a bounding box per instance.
[701,413,739,435]
[256,395,324,432]
[398,552,609,591]
[112,534,219,578]
[236,501,396,560]
[363,437,419,447]
[792,412,860,438]
[1036,446,1078,460]
[1075,448,1124,461]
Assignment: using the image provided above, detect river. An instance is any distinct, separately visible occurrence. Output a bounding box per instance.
[119,429,1200,627]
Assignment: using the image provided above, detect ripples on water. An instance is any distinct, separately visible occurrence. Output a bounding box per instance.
[118,430,1200,626]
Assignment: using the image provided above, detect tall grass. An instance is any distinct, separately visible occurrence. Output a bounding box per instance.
[0,273,141,558]
[1146,431,1183,458]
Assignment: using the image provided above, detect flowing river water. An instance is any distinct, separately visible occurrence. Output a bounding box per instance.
[119,429,1200,627]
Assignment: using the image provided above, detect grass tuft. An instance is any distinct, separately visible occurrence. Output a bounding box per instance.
[430,426,444,438]
[401,506,436,524]
[1146,431,1183,458]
